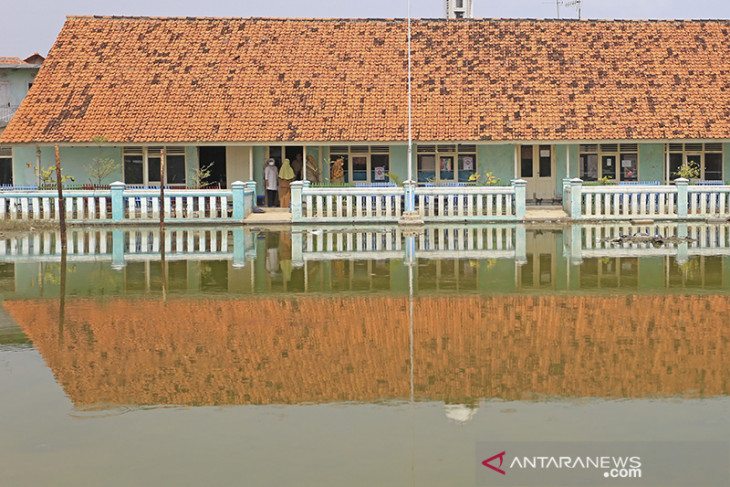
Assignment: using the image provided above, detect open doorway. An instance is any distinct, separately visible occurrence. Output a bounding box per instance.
[285,146,304,180]
[198,146,227,188]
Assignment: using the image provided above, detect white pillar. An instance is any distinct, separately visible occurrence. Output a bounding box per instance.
[303,146,308,181]
[566,144,570,178]
[249,146,254,181]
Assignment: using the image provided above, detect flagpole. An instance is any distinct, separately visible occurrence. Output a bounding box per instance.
[407,0,413,185]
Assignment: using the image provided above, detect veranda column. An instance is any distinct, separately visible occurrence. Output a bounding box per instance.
[231,181,246,220]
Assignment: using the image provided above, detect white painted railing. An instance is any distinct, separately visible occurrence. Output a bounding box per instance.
[123,190,232,220]
[414,186,519,222]
[291,180,526,223]
[0,181,256,222]
[579,185,678,219]
[687,186,730,218]
[567,179,730,221]
[300,187,403,223]
[0,190,111,220]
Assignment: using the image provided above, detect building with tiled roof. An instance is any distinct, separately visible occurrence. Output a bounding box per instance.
[0,54,42,184]
[0,16,728,196]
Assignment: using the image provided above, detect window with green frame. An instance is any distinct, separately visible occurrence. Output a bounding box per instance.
[416,144,476,183]
[579,144,638,182]
[668,143,723,181]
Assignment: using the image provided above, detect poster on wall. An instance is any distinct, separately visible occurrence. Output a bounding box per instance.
[374,166,385,181]
[440,157,453,172]
[462,156,474,171]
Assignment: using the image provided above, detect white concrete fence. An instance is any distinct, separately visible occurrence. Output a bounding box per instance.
[565,178,730,221]
[0,181,257,223]
[290,180,527,223]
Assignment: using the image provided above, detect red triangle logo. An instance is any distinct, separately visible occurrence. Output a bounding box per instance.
[482,451,506,475]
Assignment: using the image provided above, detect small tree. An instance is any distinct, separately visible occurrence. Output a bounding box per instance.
[27,162,74,187]
[674,160,701,181]
[85,136,120,186]
[188,162,214,189]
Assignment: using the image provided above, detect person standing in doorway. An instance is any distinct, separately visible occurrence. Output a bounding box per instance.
[278,158,296,208]
[291,153,304,180]
[264,158,279,207]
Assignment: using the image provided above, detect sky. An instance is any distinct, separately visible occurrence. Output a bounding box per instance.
[3,0,730,57]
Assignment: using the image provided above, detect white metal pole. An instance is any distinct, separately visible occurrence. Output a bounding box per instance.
[407,0,413,184]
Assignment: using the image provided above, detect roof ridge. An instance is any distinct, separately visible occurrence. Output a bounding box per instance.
[63,15,730,23]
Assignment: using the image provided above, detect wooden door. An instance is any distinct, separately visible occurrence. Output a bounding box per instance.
[520,145,556,201]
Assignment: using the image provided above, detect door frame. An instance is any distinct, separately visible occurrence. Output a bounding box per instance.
[517,144,556,201]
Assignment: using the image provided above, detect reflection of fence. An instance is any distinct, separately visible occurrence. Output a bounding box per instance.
[566,178,730,220]
[294,224,524,264]
[0,181,256,223]
[0,227,255,267]
[291,180,526,223]
[567,222,730,263]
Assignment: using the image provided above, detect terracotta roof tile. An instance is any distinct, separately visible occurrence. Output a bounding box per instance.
[0,57,29,65]
[2,16,730,144]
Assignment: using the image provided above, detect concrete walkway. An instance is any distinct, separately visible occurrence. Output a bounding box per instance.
[243,207,292,225]
[524,205,570,223]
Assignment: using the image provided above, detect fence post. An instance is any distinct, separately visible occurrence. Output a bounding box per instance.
[232,227,246,267]
[403,180,416,213]
[570,224,583,264]
[110,181,125,222]
[675,178,688,218]
[570,178,583,220]
[676,222,689,264]
[111,228,125,269]
[562,178,572,211]
[231,181,245,220]
[290,181,304,222]
[512,179,526,220]
[245,181,258,208]
[514,224,527,264]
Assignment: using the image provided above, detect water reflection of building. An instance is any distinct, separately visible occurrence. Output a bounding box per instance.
[4,294,729,408]
[0,224,729,297]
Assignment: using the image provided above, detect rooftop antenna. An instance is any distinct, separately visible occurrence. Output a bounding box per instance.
[565,0,582,19]
[546,0,582,19]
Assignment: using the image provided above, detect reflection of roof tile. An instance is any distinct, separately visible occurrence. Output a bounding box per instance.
[5,294,729,408]
[3,16,730,144]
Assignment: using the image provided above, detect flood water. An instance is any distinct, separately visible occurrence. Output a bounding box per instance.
[1,224,729,486]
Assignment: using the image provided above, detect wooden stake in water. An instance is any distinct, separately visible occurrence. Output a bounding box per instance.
[54,145,66,252]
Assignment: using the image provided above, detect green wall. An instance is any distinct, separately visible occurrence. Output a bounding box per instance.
[0,68,38,106]
[389,145,408,181]
[725,143,730,184]
[639,143,664,182]
[555,144,579,195]
[477,144,514,184]
[12,146,123,186]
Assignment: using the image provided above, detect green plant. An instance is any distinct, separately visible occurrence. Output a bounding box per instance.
[598,176,616,185]
[674,161,700,181]
[386,173,403,187]
[27,163,75,185]
[188,162,214,188]
[468,172,501,186]
[85,136,120,186]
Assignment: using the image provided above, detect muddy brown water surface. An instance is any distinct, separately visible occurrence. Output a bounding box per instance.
[1,225,729,486]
